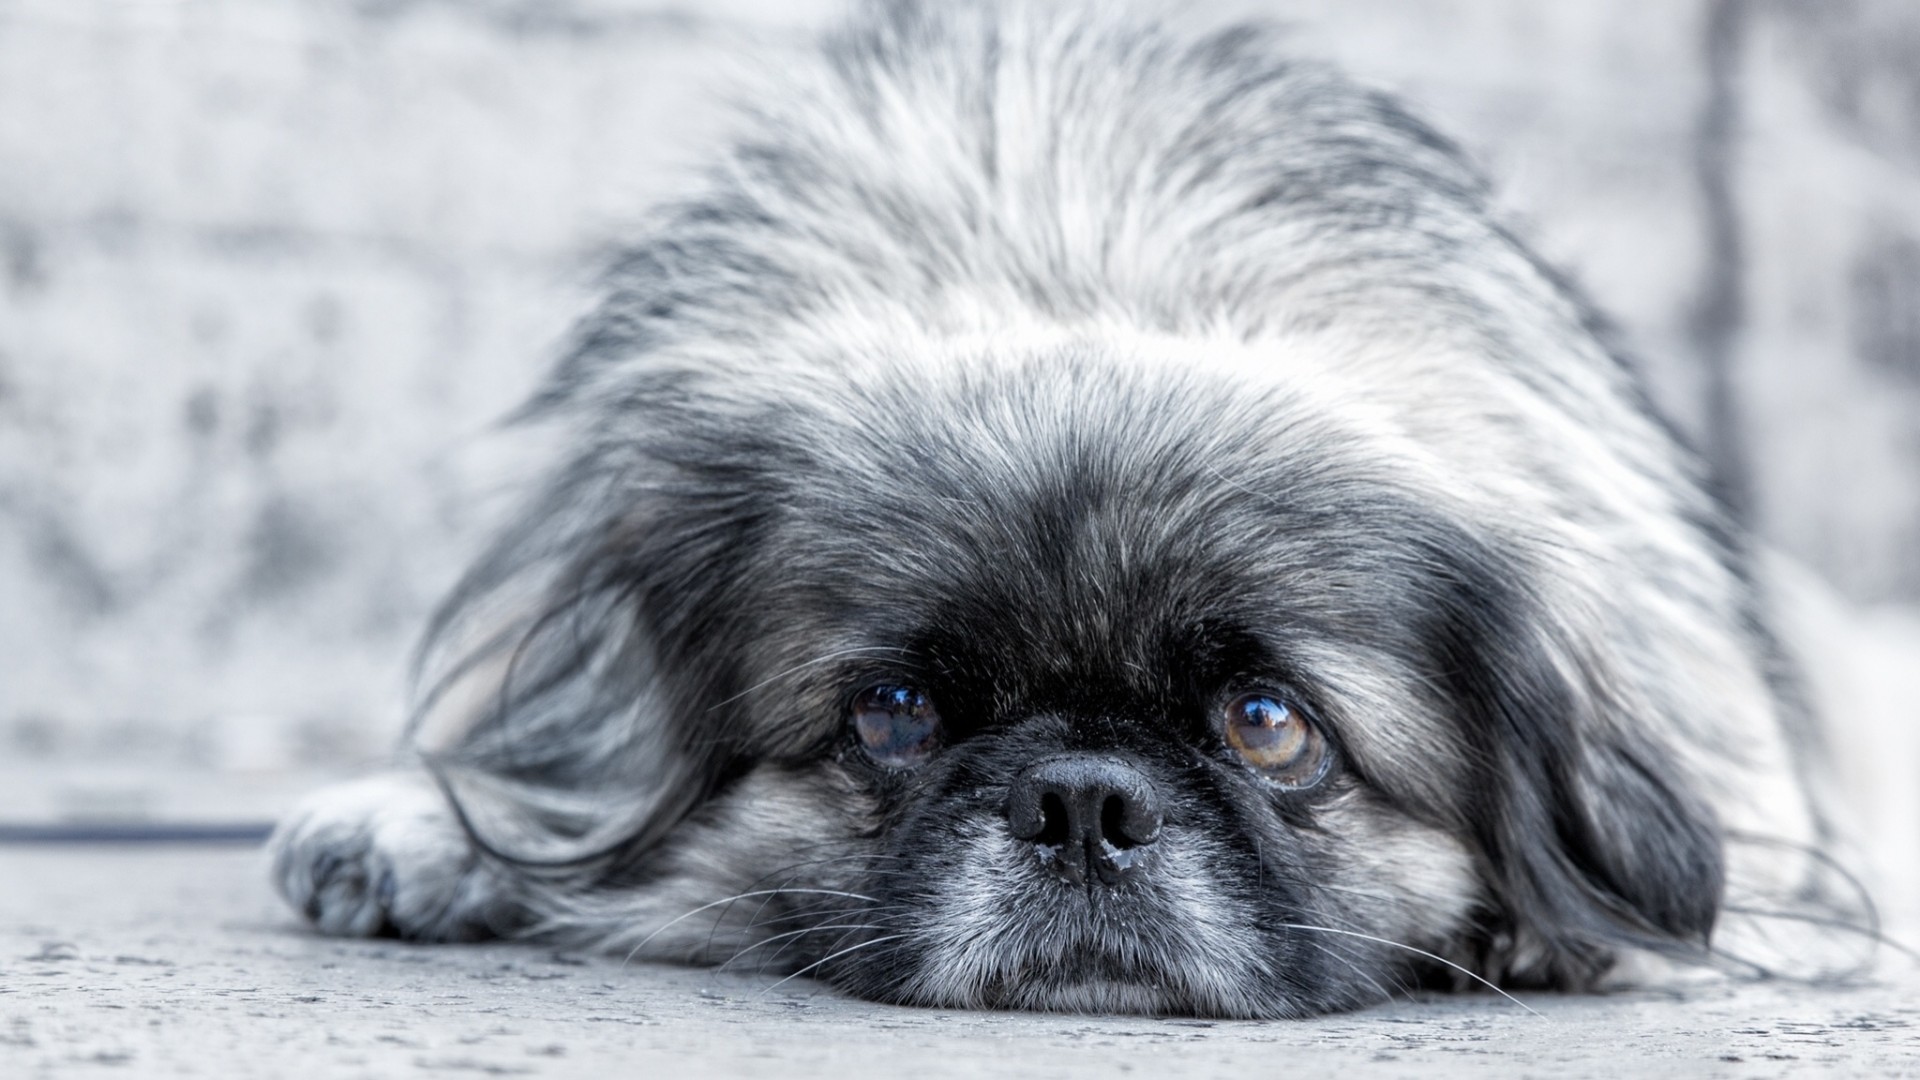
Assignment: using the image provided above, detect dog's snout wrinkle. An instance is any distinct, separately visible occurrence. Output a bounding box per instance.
[1007,756,1163,886]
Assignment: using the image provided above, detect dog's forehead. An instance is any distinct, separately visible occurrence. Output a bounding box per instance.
[778,344,1479,697]
[806,363,1250,610]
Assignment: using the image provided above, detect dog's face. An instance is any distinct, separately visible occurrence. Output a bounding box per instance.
[525,333,1724,1017]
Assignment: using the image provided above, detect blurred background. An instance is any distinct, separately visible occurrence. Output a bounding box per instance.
[1,0,1917,852]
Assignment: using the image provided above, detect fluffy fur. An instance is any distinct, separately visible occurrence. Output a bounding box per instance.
[272,0,1855,1017]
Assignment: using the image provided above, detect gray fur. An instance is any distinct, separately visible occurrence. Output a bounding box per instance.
[271,0,1854,1017]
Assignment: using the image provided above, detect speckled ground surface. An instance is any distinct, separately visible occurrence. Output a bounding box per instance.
[4,846,1918,1079]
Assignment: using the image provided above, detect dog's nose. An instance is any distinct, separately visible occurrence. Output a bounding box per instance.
[1006,756,1162,886]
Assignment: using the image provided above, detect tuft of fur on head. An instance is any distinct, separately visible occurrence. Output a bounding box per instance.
[356,0,1865,1017]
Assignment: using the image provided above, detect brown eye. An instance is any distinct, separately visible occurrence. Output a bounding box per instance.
[1222,692,1331,788]
[851,685,941,767]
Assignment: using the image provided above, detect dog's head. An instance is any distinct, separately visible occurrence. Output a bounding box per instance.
[426,328,1731,1017]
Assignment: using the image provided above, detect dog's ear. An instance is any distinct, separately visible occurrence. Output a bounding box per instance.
[1443,591,1724,987]
[406,432,785,872]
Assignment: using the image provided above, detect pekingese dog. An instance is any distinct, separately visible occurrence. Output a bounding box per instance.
[271,0,1852,1017]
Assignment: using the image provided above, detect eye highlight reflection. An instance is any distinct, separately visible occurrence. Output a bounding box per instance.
[1222,692,1331,788]
[851,685,942,767]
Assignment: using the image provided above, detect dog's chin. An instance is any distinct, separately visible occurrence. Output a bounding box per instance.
[972,976,1203,1018]
[843,910,1317,1019]
[849,922,1261,1018]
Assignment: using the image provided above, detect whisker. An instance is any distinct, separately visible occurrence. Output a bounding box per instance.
[756,934,909,997]
[620,888,882,967]
[717,921,894,974]
[733,900,906,937]
[712,854,876,958]
[731,903,889,936]
[754,908,910,974]
[1275,923,1542,1017]
[712,851,911,959]
[1271,927,1400,1007]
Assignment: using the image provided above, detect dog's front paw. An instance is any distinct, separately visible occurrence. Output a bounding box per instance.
[269,773,504,942]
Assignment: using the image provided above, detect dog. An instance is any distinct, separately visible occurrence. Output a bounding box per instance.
[270,0,1856,1018]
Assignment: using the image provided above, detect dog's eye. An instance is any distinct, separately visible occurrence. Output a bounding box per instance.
[851,685,942,767]
[1222,692,1331,787]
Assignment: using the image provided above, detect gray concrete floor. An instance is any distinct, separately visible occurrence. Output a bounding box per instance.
[4,846,1918,1078]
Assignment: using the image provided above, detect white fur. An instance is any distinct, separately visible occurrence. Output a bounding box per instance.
[270,773,496,941]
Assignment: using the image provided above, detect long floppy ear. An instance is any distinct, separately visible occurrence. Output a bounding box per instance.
[1448,593,1724,988]
[407,427,785,875]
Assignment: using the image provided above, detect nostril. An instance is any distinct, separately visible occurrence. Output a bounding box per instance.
[1035,792,1071,847]
[1099,792,1161,849]
[1099,795,1130,849]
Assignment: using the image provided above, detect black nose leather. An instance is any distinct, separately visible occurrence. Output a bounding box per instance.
[1006,756,1162,886]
